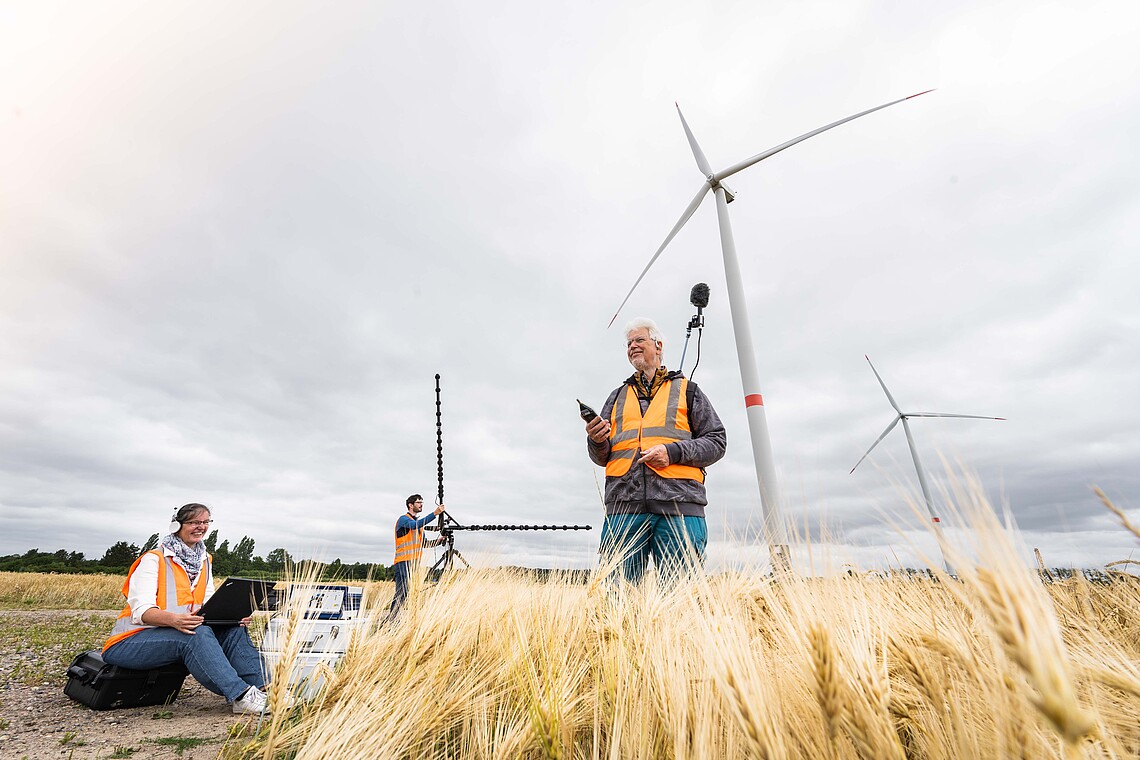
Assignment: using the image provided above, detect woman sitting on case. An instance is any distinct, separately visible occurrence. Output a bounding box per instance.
[102,503,270,714]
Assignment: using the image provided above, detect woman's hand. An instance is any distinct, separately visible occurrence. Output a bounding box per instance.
[166,611,205,634]
[141,607,203,634]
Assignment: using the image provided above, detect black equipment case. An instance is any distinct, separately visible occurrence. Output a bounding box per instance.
[64,649,189,710]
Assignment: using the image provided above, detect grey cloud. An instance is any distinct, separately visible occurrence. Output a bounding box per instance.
[2,0,1138,572]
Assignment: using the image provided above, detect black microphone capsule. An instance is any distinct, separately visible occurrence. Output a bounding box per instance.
[690,282,710,309]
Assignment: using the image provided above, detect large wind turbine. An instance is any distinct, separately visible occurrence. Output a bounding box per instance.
[609,91,933,565]
[851,355,1004,571]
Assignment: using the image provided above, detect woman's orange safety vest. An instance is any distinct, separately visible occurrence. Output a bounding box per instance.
[394,523,426,565]
[606,378,705,482]
[103,550,211,651]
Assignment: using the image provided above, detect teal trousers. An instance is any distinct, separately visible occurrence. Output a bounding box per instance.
[599,514,707,584]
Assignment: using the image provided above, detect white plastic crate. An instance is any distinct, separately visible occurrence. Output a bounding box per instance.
[263,650,342,699]
[275,584,365,620]
[262,616,369,654]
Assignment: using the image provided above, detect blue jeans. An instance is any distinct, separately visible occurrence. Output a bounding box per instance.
[387,561,410,620]
[104,624,264,701]
[599,514,707,585]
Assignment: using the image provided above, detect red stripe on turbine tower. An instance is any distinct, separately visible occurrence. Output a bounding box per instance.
[745,394,764,407]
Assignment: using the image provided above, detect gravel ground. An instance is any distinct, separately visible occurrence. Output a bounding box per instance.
[0,610,255,760]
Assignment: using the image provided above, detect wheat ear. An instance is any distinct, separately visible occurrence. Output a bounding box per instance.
[1095,487,1140,542]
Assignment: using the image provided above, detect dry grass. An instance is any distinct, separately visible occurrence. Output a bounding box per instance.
[1096,487,1140,542]
[0,570,126,609]
[0,571,396,613]
[5,486,1137,759]
[218,488,1140,760]
[231,572,1140,759]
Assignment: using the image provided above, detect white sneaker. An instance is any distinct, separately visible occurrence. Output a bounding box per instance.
[233,686,268,715]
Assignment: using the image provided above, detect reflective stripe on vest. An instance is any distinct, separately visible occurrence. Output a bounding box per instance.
[605,378,704,482]
[394,523,424,565]
[103,550,210,651]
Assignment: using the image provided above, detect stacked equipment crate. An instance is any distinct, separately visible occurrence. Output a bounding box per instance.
[261,583,367,698]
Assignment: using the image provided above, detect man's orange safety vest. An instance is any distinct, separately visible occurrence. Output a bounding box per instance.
[394,521,426,565]
[605,377,705,483]
[103,550,211,651]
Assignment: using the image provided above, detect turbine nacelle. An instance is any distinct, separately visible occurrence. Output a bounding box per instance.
[709,178,735,203]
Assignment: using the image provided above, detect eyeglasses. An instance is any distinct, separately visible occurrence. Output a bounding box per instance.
[184,520,213,527]
[626,336,654,348]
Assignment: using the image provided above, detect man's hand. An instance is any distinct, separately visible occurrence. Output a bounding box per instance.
[639,444,671,470]
[434,503,446,516]
[586,416,611,444]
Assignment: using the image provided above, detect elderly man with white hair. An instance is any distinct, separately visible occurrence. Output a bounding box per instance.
[585,317,726,584]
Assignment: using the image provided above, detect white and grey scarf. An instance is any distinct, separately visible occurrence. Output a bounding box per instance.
[160,533,206,584]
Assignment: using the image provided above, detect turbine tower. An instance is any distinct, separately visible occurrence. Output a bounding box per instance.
[850,355,1005,571]
[609,91,933,569]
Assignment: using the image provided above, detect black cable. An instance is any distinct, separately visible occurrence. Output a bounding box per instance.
[690,327,703,380]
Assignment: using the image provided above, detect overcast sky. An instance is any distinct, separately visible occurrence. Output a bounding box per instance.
[2,0,1137,573]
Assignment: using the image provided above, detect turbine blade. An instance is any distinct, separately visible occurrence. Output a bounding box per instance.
[608,183,711,328]
[907,413,1006,421]
[851,415,901,473]
[676,103,713,177]
[865,355,903,414]
[716,89,935,182]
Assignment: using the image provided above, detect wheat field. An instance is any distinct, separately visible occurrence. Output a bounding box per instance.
[231,491,1140,760]
[0,570,126,609]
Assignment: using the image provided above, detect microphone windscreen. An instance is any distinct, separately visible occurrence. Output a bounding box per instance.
[690,282,710,309]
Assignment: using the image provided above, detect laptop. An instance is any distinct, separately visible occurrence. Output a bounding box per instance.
[195,577,273,626]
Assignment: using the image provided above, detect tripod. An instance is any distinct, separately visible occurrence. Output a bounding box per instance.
[425,513,471,582]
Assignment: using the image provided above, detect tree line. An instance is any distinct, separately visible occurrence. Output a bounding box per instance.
[5,537,1125,586]
[0,528,394,581]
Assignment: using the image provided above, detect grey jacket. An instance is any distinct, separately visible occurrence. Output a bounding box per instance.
[587,371,726,517]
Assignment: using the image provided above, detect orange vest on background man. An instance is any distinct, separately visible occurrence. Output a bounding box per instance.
[605,377,705,483]
[394,522,426,565]
[103,550,211,651]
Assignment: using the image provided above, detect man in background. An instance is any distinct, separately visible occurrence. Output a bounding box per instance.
[386,494,445,620]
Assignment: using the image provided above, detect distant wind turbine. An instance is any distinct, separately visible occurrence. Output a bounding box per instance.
[609,91,933,565]
[851,355,1005,571]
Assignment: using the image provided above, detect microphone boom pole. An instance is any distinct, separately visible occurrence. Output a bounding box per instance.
[435,374,444,506]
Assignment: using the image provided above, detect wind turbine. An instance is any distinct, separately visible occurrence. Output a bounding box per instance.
[850,355,1005,571]
[609,91,933,567]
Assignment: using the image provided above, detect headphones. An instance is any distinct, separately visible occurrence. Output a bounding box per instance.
[168,503,209,535]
